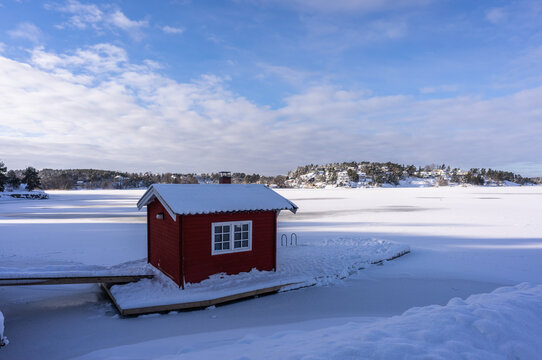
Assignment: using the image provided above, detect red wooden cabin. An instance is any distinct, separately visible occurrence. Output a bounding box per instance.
[137,184,298,287]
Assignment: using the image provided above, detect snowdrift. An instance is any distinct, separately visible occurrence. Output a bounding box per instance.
[78,283,542,360]
[0,310,7,347]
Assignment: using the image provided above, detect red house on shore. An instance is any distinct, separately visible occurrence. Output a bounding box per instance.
[137,183,298,287]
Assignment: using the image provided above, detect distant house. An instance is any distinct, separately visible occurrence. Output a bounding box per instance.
[114,175,127,188]
[284,179,298,188]
[137,183,298,287]
[420,171,432,178]
[300,172,316,182]
[337,171,350,185]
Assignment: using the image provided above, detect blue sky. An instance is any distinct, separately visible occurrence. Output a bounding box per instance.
[0,0,541,175]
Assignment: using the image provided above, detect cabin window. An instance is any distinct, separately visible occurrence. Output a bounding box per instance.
[211,221,252,255]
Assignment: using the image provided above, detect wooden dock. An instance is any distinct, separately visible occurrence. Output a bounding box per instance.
[2,250,411,315]
[102,282,297,316]
[0,274,153,286]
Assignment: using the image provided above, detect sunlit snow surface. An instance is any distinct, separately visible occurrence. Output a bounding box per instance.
[1,187,541,359]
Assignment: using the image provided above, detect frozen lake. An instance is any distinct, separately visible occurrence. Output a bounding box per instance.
[1,187,541,359]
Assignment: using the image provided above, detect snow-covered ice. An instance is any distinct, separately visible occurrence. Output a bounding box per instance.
[1,187,541,359]
[0,190,146,268]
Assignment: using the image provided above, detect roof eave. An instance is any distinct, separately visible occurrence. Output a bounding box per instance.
[174,206,296,216]
[137,186,178,221]
[136,186,153,210]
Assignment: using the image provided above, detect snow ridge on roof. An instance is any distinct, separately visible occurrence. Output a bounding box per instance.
[137,184,297,219]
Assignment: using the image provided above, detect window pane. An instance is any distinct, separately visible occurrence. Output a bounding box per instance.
[213,223,251,253]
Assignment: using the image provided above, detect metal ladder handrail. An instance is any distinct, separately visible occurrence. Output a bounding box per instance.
[290,233,297,246]
[280,233,298,246]
[281,234,288,246]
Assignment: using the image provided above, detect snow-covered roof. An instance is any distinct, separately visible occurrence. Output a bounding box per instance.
[137,184,298,220]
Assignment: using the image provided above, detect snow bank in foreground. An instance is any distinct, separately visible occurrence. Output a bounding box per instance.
[0,310,7,347]
[111,237,409,309]
[81,283,542,360]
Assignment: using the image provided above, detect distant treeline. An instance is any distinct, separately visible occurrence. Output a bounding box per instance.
[0,159,540,190]
[31,169,287,190]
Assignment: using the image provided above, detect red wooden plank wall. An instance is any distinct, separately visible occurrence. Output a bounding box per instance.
[181,210,276,284]
[147,200,181,285]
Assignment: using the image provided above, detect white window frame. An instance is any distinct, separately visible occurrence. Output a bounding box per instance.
[211,220,252,255]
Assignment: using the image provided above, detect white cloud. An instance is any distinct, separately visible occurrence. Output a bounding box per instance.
[276,0,430,14]
[8,22,42,43]
[363,19,407,40]
[48,0,148,38]
[420,84,458,94]
[1,46,542,175]
[47,0,103,29]
[31,44,129,76]
[108,10,148,31]
[257,63,318,86]
[300,16,409,54]
[162,26,185,34]
[486,8,507,24]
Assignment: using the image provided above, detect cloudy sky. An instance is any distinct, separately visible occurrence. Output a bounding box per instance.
[1,0,541,175]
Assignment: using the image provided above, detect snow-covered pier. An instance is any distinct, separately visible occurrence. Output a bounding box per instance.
[0,275,153,287]
[0,261,154,286]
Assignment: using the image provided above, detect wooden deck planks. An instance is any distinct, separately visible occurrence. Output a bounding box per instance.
[102,282,297,316]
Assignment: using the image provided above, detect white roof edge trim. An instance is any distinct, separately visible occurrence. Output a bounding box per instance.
[136,186,152,209]
[137,186,177,221]
[285,197,298,214]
